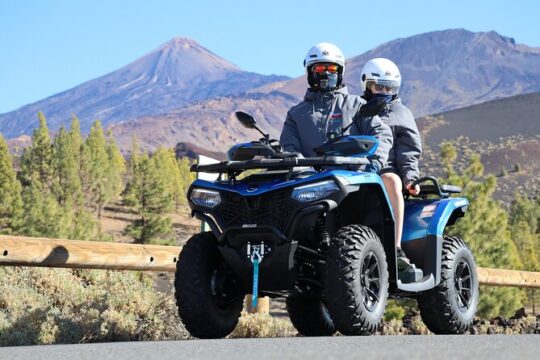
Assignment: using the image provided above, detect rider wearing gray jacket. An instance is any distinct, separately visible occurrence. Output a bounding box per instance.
[377,98,422,184]
[360,57,422,271]
[280,43,392,172]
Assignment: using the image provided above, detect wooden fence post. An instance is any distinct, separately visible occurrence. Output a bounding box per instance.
[244,295,270,315]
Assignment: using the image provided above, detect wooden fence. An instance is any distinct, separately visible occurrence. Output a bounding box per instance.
[1,235,539,314]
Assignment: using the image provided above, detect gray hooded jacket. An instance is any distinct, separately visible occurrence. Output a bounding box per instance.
[280,86,393,171]
[378,98,422,184]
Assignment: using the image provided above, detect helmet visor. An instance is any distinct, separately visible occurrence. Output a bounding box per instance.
[311,63,340,74]
[366,80,400,95]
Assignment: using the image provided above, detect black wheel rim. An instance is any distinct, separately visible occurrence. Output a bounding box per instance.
[211,264,241,312]
[454,259,473,312]
[360,251,381,312]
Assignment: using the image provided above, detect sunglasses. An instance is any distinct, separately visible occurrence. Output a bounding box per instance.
[312,64,340,74]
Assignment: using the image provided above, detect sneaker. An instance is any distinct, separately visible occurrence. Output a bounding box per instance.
[397,247,414,272]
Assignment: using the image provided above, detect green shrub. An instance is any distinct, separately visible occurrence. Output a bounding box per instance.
[0,267,189,346]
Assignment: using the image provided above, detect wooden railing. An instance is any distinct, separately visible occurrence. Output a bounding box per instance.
[2,235,539,288]
[1,235,539,315]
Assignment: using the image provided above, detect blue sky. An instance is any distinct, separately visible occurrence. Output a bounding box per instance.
[0,0,539,113]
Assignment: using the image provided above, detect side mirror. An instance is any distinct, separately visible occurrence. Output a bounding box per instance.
[357,97,386,118]
[235,111,257,129]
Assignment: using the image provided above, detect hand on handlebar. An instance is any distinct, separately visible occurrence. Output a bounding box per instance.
[405,182,421,196]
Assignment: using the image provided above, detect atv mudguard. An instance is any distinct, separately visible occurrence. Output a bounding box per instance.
[400,197,469,292]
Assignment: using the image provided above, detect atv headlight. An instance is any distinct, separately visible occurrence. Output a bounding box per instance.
[190,188,221,208]
[291,180,340,202]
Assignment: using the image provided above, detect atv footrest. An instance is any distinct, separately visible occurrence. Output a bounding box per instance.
[398,265,424,284]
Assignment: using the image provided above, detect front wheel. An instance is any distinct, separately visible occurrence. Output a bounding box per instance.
[286,291,335,336]
[174,232,244,339]
[417,236,479,334]
[324,225,389,335]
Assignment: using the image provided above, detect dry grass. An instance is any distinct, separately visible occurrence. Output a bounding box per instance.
[1,265,537,346]
[230,313,296,338]
[0,267,189,346]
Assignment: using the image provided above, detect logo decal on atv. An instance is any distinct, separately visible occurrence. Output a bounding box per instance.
[330,113,343,119]
[247,186,258,192]
[420,204,437,218]
[242,224,257,228]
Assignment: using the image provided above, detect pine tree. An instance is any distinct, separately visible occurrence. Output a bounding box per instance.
[19,112,61,237]
[0,134,23,234]
[14,113,98,240]
[21,184,63,238]
[69,115,83,164]
[20,111,53,188]
[51,125,98,240]
[81,121,109,219]
[440,141,457,177]
[52,127,82,206]
[123,137,141,208]
[509,194,539,272]
[152,147,182,211]
[105,129,126,201]
[124,152,173,244]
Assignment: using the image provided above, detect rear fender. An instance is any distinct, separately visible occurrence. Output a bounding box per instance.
[402,197,469,288]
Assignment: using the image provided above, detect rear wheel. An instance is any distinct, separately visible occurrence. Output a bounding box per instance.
[286,291,335,336]
[417,236,479,334]
[175,232,244,339]
[324,225,389,335]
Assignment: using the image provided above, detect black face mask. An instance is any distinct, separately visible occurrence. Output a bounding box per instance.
[364,89,395,103]
[312,72,339,91]
[307,64,342,92]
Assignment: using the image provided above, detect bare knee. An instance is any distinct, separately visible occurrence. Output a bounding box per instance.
[381,173,402,195]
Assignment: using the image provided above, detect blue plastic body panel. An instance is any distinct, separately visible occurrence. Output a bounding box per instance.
[191,169,389,199]
[402,197,469,242]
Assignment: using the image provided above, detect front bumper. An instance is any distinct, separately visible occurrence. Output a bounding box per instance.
[218,226,298,291]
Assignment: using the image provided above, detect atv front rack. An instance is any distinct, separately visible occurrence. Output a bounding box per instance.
[191,156,369,174]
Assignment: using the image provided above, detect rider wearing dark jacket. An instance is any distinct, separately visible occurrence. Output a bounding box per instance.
[280,43,392,173]
[376,98,422,184]
[360,57,422,270]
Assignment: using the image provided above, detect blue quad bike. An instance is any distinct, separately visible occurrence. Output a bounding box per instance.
[174,99,479,338]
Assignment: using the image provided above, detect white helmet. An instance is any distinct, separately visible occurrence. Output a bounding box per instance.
[304,42,345,70]
[360,58,401,96]
[304,43,345,91]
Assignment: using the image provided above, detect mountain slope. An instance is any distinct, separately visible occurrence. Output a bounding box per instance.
[109,92,299,154]
[417,92,540,202]
[111,28,540,156]
[3,28,540,153]
[0,37,288,137]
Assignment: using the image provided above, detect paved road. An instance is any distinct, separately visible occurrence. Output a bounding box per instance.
[1,335,538,360]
